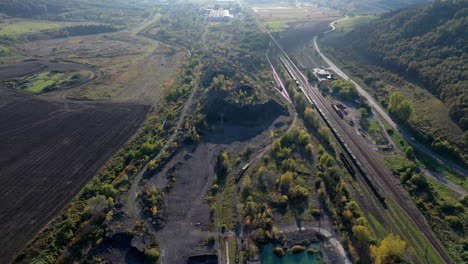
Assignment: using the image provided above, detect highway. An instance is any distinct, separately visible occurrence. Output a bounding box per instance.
[313,19,468,177]
[250,8,453,264]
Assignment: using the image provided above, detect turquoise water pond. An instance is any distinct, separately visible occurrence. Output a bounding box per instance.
[261,243,326,264]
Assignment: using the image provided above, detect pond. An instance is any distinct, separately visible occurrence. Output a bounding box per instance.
[261,243,328,264]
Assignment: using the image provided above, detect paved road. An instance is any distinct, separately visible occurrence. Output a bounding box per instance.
[313,18,468,177]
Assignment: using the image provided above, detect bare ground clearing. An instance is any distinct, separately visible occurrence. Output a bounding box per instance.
[20,33,146,61]
[149,111,290,264]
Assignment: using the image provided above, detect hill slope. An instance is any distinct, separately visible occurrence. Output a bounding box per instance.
[334,0,468,130]
[310,0,433,15]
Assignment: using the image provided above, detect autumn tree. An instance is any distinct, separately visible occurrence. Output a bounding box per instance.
[288,185,309,214]
[370,234,407,264]
[304,107,320,129]
[352,225,372,261]
[276,171,294,194]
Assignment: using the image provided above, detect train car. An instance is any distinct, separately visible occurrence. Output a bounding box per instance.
[236,163,250,181]
[339,153,355,176]
[332,104,344,119]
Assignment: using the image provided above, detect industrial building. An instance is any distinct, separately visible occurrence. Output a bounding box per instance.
[207,9,234,22]
[314,68,334,80]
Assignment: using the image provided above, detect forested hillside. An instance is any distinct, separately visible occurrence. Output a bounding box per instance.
[334,0,468,130]
[310,0,432,15]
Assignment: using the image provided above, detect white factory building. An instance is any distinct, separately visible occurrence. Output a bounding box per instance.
[208,9,234,22]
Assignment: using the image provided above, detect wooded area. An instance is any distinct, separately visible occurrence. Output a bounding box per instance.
[337,0,467,130]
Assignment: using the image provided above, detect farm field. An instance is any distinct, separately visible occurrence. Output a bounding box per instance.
[260,5,340,69]
[2,1,464,264]
[0,9,182,263]
[0,88,149,264]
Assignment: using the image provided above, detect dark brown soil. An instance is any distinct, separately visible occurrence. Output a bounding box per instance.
[0,88,149,264]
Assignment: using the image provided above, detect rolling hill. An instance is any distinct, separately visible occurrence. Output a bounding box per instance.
[340,0,467,130]
[310,0,433,15]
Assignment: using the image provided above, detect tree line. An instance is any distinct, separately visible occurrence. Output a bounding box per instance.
[337,0,468,130]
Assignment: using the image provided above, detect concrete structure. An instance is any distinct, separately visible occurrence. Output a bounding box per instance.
[314,68,333,80]
[208,9,233,22]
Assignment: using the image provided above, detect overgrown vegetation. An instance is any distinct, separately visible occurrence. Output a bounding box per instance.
[321,0,467,165]
[139,185,165,229]
[343,0,468,129]
[13,40,201,264]
[386,156,467,262]
[331,80,358,101]
[4,71,89,93]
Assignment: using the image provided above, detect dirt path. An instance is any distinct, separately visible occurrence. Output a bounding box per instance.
[422,169,467,196]
[155,143,218,264]
[125,51,202,218]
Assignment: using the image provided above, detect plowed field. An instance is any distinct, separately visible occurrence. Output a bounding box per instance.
[0,88,148,263]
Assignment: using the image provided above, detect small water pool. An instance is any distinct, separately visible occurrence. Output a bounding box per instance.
[261,243,327,264]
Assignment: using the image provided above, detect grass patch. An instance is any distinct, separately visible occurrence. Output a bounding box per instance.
[381,118,467,190]
[334,15,377,31]
[361,119,387,145]
[264,20,297,32]
[367,214,387,238]
[386,200,443,264]
[9,71,83,93]
[0,21,59,36]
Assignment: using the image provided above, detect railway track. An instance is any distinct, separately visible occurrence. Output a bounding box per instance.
[279,53,452,264]
[248,8,452,263]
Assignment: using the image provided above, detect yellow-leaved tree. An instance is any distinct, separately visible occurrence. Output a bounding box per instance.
[370,234,407,264]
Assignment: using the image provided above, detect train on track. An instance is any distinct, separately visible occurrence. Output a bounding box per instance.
[339,153,355,176]
[280,57,385,201]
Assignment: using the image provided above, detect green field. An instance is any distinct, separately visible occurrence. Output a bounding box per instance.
[17,71,76,93]
[334,15,377,31]
[0,21,59,36]
[264,20,299,32]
